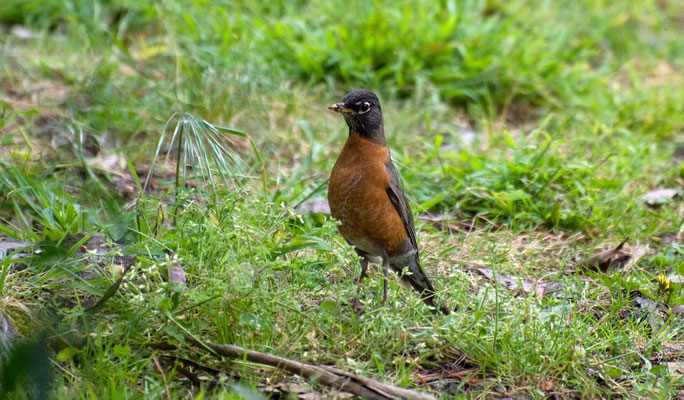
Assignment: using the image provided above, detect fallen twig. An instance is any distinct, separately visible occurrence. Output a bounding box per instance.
[158,354,230,388]
[183,335,435,400]
[152,354,172,400]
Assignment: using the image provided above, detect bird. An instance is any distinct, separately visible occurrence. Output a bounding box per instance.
[327,89,449,315]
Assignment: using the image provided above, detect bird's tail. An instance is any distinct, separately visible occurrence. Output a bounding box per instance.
[391,254,450,315]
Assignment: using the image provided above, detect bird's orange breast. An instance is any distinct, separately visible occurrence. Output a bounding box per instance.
[328,135,407,255]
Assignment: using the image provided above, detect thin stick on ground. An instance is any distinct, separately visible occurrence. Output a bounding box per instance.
[183,335,435,400]
[152,354,172,400]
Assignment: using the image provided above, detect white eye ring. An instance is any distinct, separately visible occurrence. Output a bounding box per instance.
[358,101,371,114]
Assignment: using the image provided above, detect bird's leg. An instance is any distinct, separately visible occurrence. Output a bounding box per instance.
[380,254,389,307]
[353,257,369,312]
[355,257,369,284]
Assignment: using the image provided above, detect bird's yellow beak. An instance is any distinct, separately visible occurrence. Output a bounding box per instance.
[328,103,355,115]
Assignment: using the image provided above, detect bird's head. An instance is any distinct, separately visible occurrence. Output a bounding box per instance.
[328,89,384,142]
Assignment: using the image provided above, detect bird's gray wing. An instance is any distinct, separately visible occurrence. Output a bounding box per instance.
[384,160,417,249]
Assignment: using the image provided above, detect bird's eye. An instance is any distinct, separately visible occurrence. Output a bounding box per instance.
[358,101,371,114]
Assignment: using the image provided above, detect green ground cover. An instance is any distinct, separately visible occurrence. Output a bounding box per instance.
[0,0,683,398]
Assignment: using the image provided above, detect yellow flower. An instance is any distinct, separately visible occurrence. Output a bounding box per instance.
[656,273,671,292]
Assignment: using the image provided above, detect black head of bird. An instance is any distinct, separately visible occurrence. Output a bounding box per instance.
[328,89,384,142]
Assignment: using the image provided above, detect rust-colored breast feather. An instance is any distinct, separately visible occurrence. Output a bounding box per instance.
[328,135,408,255]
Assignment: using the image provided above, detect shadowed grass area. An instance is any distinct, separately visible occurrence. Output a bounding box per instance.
[1,0,683,398]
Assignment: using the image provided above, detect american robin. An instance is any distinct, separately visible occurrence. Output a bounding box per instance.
[327,89,449,315]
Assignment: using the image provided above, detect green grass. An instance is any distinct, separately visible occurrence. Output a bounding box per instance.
[1,0,683,398]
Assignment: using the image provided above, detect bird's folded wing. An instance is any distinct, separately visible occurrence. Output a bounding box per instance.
[384,160,417,248]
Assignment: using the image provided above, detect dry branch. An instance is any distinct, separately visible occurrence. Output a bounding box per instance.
[184,335,435,400]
